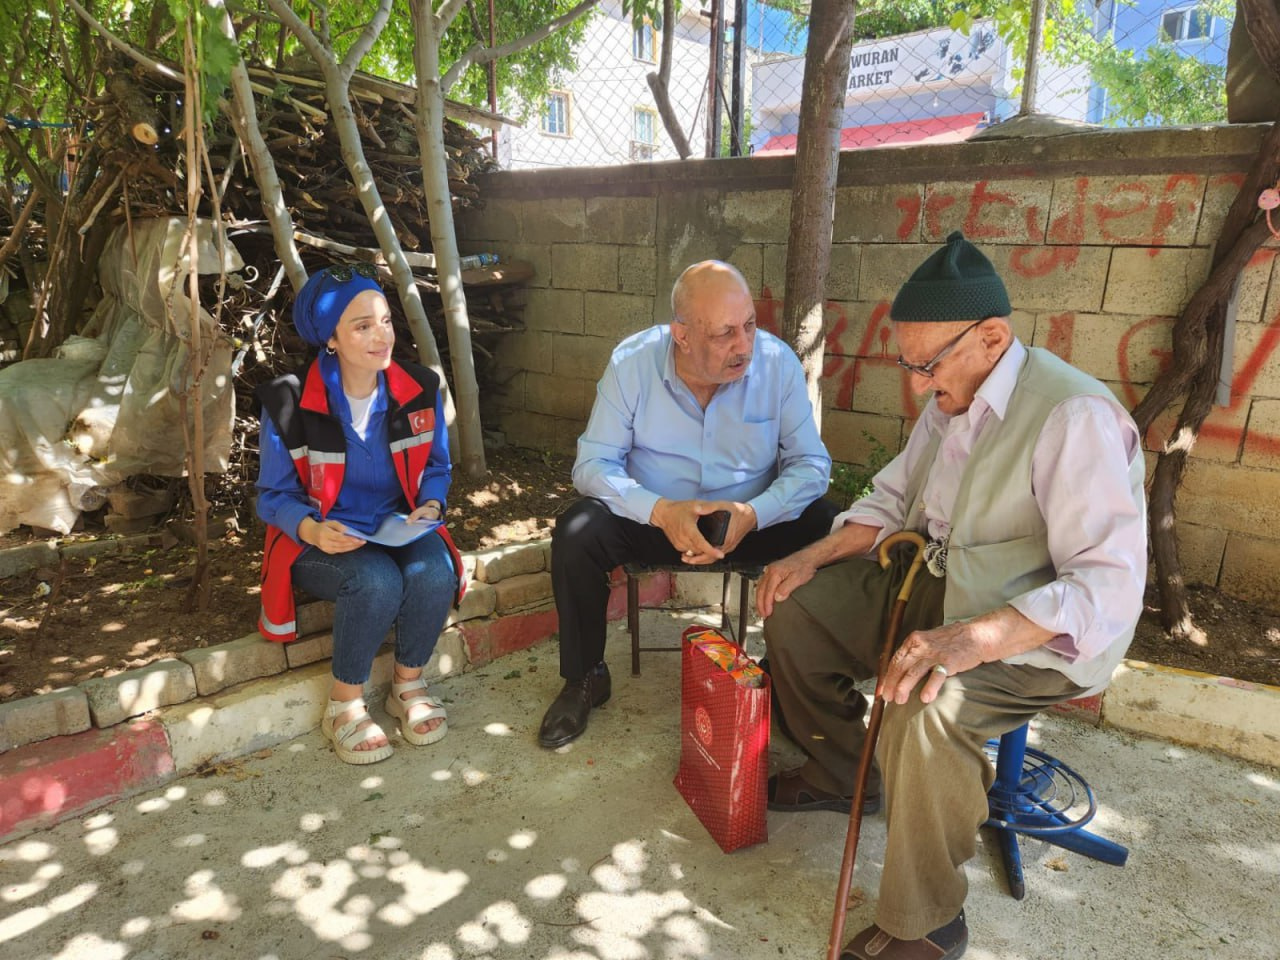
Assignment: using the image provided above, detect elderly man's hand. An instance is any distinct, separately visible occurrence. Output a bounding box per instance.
[879,620,986,705]
[650,498,725,564]
[755,550,819,619]
[878,606,1055,705]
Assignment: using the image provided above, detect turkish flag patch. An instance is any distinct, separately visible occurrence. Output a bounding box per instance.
[408,409,434,435]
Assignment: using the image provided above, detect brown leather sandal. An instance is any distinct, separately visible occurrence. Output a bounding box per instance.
[841,911,968,960]
[766,768,881,815]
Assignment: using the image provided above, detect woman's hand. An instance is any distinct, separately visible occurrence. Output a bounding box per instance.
[299,517,366,554]
[408,500,443,523]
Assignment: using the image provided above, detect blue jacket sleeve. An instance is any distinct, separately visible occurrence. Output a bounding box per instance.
[415,390,452,511]
[255,412,319,544]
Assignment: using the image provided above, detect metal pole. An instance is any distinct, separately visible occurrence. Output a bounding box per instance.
[1020,0,1048,116]
[730,0,746,155]
[707,0,725,157]
[487,0,498,158]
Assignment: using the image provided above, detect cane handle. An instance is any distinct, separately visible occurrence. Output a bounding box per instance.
[877,531,928,604]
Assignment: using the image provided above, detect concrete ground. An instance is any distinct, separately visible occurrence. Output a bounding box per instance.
[2,608,1278,960]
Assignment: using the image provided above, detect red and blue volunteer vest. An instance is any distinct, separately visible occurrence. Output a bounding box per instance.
[255,358,465,642]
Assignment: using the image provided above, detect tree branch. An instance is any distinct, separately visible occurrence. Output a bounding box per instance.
[64,0,182,83]
[436,0,470,34]
[0,184,40,273]
[441,0,599,93]
[213,0,308,294]
[341,0,395,79]
[647,0,691,159]
[0,123,58,200]
[1130,118,1280,432]
[264,0,329,72]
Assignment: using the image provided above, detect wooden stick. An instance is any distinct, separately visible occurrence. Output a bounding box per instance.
[827,531,927,960]
[0,185,41,272]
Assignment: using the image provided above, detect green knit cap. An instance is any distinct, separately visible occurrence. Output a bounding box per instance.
[890,230,1011,322]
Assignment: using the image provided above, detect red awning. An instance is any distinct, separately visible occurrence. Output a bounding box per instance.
[755,112,987,155]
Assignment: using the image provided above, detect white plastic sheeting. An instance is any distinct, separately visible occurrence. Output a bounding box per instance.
[0,218,242,535]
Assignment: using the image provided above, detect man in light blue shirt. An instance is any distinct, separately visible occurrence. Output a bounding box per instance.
[539,260,837,748]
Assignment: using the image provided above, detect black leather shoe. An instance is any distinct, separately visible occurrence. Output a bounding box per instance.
[538,662,611,748]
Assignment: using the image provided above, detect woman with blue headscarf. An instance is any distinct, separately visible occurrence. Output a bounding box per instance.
[255,264,465,765]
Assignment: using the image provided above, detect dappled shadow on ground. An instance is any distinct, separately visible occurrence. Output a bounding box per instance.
[0,447,576,703]
[2,611,1279,960]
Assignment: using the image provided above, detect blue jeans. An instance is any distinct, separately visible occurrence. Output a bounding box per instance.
[292,533,456,686]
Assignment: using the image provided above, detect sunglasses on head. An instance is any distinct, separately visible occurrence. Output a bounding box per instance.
[327,262,380,283]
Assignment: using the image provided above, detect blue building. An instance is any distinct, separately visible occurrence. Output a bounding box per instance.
[743,0,805,57]
[1088,0,1232,123]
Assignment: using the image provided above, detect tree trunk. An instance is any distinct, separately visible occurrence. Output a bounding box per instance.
[781,0,856,428]
[411,2,486,478]
[265,0,460,453]
[1129,104,1280,639]
[646,0,692,159]
[3,123,68,359]
[215,4,307,295]
[181,15,211,612]
[1241,0,1280,79]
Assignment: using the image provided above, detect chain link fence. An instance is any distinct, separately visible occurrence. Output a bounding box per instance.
[498,0,1233,170]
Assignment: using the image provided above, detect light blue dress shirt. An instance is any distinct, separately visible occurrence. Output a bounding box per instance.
[572,325,831,529]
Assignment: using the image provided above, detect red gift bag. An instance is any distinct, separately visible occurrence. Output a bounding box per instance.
[673,625,770,853]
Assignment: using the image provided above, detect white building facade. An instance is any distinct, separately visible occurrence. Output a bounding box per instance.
[500,1,712,169]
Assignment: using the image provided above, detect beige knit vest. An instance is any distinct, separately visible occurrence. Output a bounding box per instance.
[903,347,1146,693]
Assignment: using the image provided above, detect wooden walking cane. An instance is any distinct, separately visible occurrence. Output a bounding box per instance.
[826,530,928,960]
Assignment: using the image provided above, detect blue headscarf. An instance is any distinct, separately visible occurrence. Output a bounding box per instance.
[291,267,384,348]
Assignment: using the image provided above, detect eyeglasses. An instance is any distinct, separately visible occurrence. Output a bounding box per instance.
[896,320,982,378]
[327,262,380,283]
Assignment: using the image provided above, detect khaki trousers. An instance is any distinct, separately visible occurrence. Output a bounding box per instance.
[763,554,1087,939]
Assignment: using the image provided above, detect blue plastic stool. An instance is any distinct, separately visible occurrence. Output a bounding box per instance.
[984,723,1128,899]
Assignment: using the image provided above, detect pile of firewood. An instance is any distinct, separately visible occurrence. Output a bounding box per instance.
[104,59,497,243]
[90,59,529,392]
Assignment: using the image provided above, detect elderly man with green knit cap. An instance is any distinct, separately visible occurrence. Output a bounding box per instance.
[757,232,1147,960]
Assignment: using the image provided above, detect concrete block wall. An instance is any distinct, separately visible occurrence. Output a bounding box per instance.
[458,124,1280,610]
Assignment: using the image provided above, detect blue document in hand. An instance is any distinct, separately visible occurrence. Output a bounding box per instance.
[359,514,442,548]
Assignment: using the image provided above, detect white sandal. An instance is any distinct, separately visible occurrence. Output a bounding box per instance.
[385,675,449,746]
[321,697,394,765]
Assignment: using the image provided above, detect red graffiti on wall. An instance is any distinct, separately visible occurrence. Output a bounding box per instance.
[1090,174,1201,252]
[1043,313,1076,361]
[894,175,1216,279]
[755,287,783,337]
[896,195,921,240]
[1111,310,1278,458]
[755,234,1280,461]
[820,301,895,410]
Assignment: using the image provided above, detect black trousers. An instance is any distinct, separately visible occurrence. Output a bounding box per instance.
[549,495,841,679]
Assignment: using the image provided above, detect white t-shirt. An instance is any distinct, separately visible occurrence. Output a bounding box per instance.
[345,390,375,440]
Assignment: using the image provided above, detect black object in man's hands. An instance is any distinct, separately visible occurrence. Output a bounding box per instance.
[697,510,731,548]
